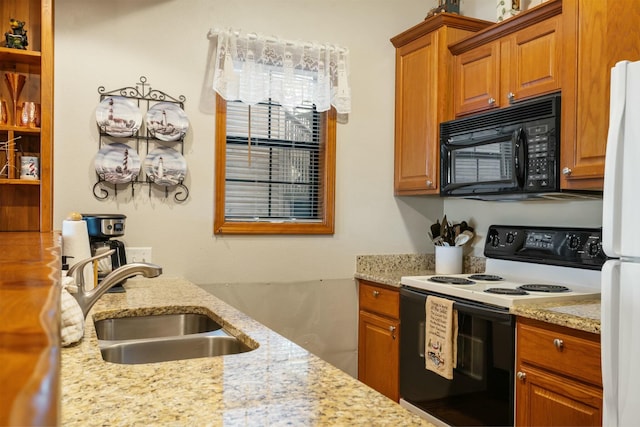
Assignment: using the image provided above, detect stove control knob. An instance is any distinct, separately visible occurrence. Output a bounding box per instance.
[588,241,601,257]
[490,234,500,247]
[506,232,515,244]
[568,234,581,250]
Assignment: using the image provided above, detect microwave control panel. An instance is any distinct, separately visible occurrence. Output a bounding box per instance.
[525,123,556,190]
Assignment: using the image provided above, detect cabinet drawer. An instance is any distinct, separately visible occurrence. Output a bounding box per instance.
[358,281,399,319]
[517,319,601,386]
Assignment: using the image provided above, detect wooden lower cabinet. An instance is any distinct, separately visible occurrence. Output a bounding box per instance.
[357,280,400,401]
[516,317,602,426]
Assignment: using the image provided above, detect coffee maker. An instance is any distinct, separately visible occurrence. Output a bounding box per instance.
[82,213,128,290]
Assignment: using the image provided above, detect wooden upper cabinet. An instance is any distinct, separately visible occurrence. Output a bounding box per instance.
[560,0,640,190]
[451,3,562,117]
[507,15,561,102]
[391,14,491,196]
[454,42,501,116]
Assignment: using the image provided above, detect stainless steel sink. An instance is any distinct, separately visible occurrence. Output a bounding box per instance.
[93,311,256,364]
[99,333,253,364]
[94,313,222,341]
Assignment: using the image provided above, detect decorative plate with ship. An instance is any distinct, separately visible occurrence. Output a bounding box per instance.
[143,146,187,186]
[95,143,141,184]
[96,96,142,137]
[145,102,189,141]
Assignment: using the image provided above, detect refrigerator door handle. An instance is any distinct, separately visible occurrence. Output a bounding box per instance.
[601,259,620,427]
[602,61,628,258]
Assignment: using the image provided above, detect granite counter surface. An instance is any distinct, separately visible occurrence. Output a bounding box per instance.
[510,298,601,334]
[61,277,430,426]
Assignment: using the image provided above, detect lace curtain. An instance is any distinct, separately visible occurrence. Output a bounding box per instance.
[210,28,351,114]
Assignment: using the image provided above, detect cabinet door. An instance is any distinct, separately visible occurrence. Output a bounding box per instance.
[394,33,438,194]
[506,15,561,104]
[560,0,640,190]
[453,42,501,116]
[358,310,399,402]
[516,366,602,426]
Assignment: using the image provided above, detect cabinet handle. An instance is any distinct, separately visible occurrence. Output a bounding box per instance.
[372,290,380,297]
[389,325,396,340]
[562,167,572,176]
[426,180,433,187]
[389,325,396,333]
[488,97,496,105]
[553,338,564,350]
[507,92,515,103]
[517,371,527,381]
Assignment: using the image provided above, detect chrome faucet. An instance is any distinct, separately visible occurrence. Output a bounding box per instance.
[67,250,163,317]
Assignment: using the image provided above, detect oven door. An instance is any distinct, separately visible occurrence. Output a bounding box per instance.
[400,287,515,427]
[440,125,526,197]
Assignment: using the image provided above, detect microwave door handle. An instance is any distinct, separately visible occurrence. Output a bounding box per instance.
[513,127,527,187]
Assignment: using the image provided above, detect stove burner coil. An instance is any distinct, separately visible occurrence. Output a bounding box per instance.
[518,284,570,293]
[485,288,529,295]
[468,274,504,281]
[428,276,476,285]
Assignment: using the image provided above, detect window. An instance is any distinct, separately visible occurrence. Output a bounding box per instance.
[214,95,336,234]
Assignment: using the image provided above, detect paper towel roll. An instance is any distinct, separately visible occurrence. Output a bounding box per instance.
[62,214,94,290]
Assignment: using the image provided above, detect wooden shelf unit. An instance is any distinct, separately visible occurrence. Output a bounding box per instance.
[0,0,53,231]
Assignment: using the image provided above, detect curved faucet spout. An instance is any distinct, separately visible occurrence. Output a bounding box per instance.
[72,263,163,318]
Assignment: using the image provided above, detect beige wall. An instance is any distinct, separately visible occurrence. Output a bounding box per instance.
[54,0,443,284]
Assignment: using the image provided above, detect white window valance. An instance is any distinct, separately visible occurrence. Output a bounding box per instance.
[210,28,351,114]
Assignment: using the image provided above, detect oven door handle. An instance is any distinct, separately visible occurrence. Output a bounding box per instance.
[513,127,527,188]
[452,300,513,322]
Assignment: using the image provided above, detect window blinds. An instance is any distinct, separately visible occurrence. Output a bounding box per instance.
[224,100,325,222]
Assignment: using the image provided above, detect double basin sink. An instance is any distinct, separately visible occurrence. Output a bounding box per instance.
[94,311,254,364]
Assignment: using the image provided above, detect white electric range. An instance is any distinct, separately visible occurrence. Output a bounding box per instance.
[398,225,606,427]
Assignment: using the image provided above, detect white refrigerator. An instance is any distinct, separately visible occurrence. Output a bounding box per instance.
[602,59,640,427]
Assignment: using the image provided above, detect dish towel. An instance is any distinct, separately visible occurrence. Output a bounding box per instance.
[425,295,458,379]
[60,276,85,346]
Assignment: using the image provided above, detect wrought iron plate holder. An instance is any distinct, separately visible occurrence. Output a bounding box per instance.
[93,76,189,202]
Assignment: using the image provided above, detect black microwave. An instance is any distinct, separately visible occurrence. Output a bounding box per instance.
[440,93,562,200]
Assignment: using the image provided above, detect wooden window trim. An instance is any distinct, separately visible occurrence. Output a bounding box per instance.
[214,95,336,235]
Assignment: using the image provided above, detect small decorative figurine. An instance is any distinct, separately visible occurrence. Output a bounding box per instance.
[4,18,28,50]
[426,0,460,19]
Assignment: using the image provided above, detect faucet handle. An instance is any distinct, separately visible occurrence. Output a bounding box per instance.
[67,249,115,289]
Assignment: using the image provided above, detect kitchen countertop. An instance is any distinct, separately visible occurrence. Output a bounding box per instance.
[510,298,601,334]
[0,232,60,426]
[354,253,486,287]
[354,254,600,334]
[61,277,431,426]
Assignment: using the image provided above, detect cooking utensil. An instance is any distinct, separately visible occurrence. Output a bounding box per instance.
[430,220,441,240]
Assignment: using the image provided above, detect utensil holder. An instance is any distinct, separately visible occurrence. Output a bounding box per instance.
[435,246,463,274]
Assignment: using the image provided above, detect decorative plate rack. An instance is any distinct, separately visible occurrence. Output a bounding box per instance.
[93,76,189,202]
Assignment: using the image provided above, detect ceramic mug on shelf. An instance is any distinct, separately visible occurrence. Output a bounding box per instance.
[20,155,39,180]
[20,102,41,128]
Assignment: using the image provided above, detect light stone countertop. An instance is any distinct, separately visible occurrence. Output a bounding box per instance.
[61,277,431,426]
[510,298,601,334]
